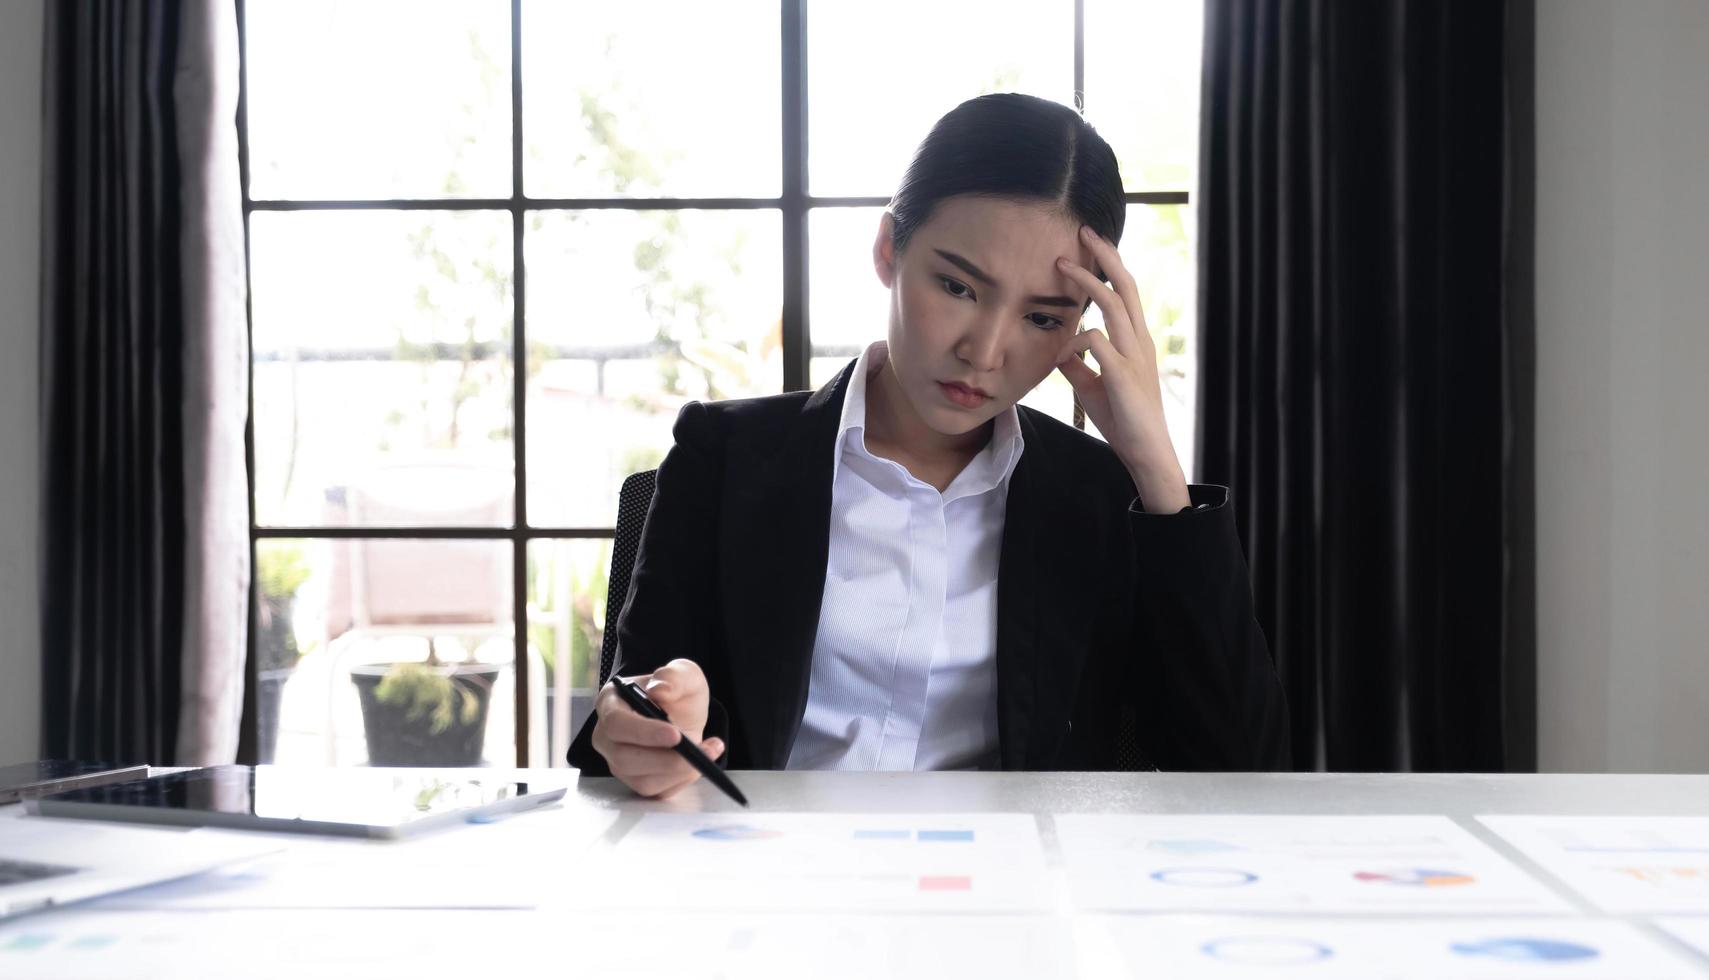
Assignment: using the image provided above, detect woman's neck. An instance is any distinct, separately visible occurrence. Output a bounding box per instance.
[862,360,992,490]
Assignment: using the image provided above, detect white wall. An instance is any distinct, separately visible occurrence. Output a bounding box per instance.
[1536,0,1709,772]
[0,0,43,764]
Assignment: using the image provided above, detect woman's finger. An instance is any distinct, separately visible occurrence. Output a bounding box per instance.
[1056,323,1118,364]
[1078,226,1150,337]
[1077,327,1123,373]
[626,770,690,799]
[590,721,675,771]
[596,703,682,749]
[1056,349,1098,388]
[1056,355,1113,434]
[604,743,694,780]
[1056,258,1138,356]
[635,770,701,800]
[649,659,707,695]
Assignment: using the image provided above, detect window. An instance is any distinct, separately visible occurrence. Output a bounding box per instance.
[239,0,1203,767]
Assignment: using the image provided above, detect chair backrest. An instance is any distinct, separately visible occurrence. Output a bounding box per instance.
[598,469,658,687]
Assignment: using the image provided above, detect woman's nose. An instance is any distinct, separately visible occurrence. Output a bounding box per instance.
[954,316,1006,373]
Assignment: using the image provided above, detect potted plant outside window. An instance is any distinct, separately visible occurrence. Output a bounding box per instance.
[350,638,501,767]
[255,542,311,763]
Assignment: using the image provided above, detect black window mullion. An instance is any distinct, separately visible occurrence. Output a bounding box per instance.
[248,196,792,212]
[252,526,616,540]
[510,0,531,767]
[244,192,1185,212]
[781,0,809,392]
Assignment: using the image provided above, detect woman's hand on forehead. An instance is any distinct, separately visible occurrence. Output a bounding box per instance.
[1052,226,1192,513]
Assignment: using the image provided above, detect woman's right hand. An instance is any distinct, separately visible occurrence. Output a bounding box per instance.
[589,658,724,799]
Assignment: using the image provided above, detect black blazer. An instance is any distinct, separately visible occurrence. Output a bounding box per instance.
[568,360,1290,773]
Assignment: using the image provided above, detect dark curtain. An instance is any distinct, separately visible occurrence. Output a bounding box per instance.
[40,0,188,764]
[1196,0,1536,771]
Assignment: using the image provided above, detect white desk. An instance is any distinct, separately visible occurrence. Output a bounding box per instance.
[579,769,1709,818]
[3,771,1708,978]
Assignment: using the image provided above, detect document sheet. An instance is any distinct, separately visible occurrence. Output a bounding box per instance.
[1478,816,1709,914]
[1080,914,1705,979]
[593,812,1052,912]
[0,909,1071,980]
[1054,814,1570,913]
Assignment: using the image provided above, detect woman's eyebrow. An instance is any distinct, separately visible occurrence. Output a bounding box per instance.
[932,248,1080,308]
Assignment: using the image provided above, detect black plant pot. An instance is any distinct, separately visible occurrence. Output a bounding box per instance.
[255,667,296,763]
[542,687,598,762]
[350,662,501,767]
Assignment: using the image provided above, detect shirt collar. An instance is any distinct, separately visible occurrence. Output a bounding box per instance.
[832,341,1025,495]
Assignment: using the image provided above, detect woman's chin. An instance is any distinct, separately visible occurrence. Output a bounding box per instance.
[918,400,1000,436]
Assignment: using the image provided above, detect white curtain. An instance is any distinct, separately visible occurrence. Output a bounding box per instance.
[174,0,250,765]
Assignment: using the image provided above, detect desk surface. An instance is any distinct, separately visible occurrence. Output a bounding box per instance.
[4,770,1708,979]
[574,769,1709,817]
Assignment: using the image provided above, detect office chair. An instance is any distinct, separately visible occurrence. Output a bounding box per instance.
[597,469,658,689]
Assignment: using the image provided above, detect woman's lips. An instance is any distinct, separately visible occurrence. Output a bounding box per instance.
[937,380,992,409]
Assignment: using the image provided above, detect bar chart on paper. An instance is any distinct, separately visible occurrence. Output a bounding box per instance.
[1054,815,1571,913]
[1479,816,1709,914]
[593,813,1051,912]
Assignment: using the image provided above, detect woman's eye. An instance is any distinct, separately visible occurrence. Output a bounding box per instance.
[1026,313,1064,331]
[938,276,973,300]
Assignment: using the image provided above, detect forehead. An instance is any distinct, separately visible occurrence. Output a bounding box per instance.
[911,196,1091,282]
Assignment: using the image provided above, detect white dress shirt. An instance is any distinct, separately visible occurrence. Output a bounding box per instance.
[784,342,1024,771]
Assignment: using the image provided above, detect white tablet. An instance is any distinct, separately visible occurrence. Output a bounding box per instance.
[25,765,568,840]
[0,819,280,920]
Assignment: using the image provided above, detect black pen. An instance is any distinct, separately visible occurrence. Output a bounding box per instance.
[610,675,748,807]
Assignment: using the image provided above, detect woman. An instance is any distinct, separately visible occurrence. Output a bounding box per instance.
[567,93,1289,796]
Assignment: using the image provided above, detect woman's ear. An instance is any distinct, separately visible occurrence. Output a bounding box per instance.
[873,212,898,288]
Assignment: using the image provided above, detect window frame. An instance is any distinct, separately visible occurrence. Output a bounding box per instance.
[234,0,1191,766]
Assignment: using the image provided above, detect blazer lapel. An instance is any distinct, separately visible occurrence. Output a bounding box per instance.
[721,363,851,769]
[996,409,1097,769]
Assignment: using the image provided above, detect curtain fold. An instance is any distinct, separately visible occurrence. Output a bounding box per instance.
[1196,0,1535,772]
[39,0,248,766]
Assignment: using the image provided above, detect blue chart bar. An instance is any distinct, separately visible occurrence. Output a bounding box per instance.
[917,830,975,842]
[850,829,977,842]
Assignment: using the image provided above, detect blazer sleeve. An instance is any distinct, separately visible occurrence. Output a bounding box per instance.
[1129,484,1291,771]
[566,401,733,773]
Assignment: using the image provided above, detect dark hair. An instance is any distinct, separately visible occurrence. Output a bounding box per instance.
[888,93,1126,258]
